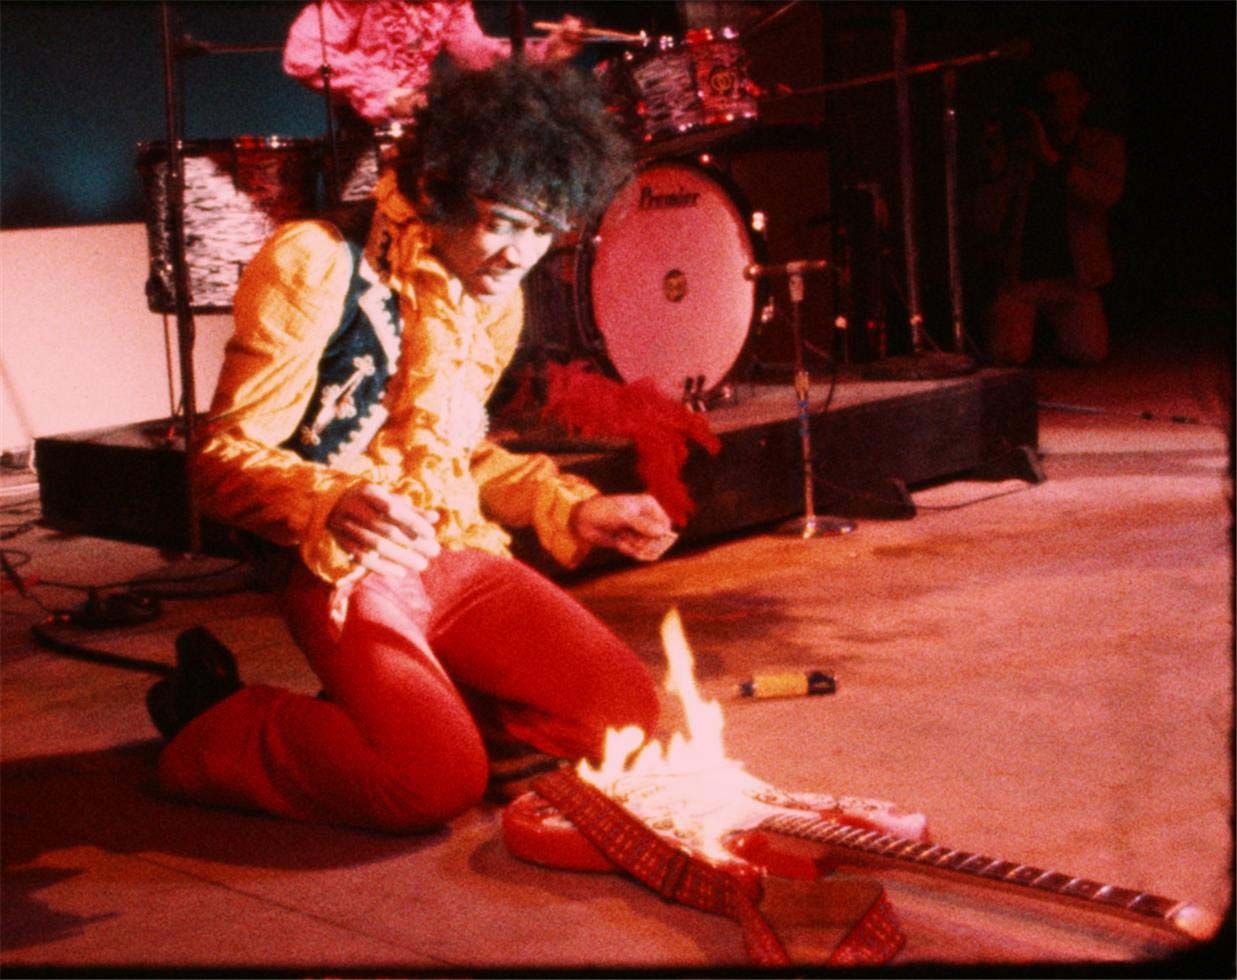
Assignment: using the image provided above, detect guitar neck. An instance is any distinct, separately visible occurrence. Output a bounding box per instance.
[757,812,1213,941]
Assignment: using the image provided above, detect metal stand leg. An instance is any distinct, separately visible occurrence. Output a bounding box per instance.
[776,270,855,539]
[861,8,975,383]
[159,1,200,553]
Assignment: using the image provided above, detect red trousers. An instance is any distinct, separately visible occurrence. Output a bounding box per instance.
[157,549,659,832]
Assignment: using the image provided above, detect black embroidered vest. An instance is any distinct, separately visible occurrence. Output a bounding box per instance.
[282,206,402,465]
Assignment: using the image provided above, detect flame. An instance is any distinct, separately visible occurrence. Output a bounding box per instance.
[576,610,931,862]
[577,608,767,861]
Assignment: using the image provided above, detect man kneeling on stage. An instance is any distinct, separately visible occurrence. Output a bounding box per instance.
[147,60,675,832]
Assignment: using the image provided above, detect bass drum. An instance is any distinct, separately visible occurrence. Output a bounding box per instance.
[580,161,759,400]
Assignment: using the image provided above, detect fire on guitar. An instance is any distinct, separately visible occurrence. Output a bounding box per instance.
[501,611,1220,949]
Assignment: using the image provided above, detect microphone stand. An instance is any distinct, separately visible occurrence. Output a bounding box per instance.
[779,265,855,539]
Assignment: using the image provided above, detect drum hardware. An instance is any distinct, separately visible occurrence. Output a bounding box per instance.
[138,137,322,312]
[683,376,707,413]
[330,123,417,203]
[743,258,830,280]
[531,20,648,45]
[597,26,760,145]
[682,376,739,414]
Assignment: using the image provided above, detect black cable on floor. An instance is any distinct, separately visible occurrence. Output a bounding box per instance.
[30,618,172,676]
[3,546,256,677]
[1038,400,1207,426]
[812,474,1034,514]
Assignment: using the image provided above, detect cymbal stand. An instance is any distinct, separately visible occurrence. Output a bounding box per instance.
[155,3,289,550]
[314,0,341,204]
[159,1,200,553]
[942,67,967,352]
[778,265,855,539]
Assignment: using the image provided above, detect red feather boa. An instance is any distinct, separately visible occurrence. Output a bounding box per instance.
[540,361,721,527]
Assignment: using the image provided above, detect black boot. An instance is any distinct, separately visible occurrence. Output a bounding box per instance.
[146,626,243,740]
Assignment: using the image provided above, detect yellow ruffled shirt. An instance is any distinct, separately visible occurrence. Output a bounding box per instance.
[191,171,599,585]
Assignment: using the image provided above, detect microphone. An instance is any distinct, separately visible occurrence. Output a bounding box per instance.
[996,38,1033,61]
[743,258,829,280]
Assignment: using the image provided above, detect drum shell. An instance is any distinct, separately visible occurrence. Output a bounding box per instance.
[330,124,417,203]
[136,137,321,313]
[576,160,766,400]
[602,29,758,144]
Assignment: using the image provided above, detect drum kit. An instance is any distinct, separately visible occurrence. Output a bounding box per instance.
[138,15,778,402]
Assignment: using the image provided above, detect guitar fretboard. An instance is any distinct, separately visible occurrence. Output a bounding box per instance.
[758,812,1182,925]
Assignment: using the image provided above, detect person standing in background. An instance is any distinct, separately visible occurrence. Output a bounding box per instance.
[970,67,1126,366]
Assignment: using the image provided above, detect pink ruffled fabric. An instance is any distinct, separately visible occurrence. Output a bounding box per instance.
[283,0,551,123]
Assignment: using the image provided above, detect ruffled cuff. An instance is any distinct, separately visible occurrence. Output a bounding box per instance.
[296,473,370,584]
[533,475,601,569]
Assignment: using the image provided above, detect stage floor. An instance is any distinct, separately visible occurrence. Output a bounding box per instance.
[2,317,1233,972]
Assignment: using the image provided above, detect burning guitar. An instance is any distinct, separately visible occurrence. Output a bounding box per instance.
[502,611,1219,947]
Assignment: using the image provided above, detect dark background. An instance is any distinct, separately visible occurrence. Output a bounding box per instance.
[2,1,1232,324]
[0,1,671,228]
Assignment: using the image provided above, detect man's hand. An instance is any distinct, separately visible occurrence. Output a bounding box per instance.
[542,15,585,62]
[1022,108,1061,167]
[571,494,677,562]
[326,483,441,577]
[384,86,425,121]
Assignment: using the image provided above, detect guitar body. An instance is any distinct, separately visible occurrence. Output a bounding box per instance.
[503,788,617,873]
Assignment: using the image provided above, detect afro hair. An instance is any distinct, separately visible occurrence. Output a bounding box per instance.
[396,59,634,230]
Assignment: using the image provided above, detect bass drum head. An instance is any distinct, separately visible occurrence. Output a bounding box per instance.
[585,162,756,400]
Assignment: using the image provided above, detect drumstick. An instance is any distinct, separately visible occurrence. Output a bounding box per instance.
[532,21,647,44]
